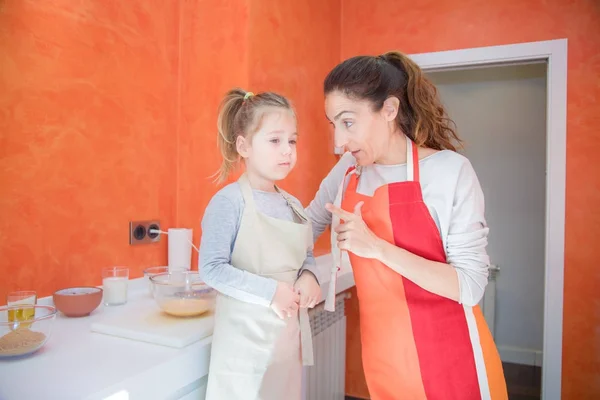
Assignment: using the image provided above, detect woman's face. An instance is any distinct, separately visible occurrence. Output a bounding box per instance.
[325,90,399,165]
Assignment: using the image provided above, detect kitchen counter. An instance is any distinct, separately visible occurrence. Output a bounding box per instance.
[0,253,354,400]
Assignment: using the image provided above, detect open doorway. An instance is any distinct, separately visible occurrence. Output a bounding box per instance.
[428,63,547,399]
[412,39,567,400]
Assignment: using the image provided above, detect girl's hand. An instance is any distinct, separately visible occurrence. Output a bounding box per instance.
[294,272,321,309]
[271,282,300,319]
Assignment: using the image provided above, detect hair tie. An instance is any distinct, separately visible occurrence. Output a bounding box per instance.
[244,92,254,100]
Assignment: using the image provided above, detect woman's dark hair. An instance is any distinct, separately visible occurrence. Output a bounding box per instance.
[324,51,461,151]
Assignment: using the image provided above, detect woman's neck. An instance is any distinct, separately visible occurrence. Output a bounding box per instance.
[375,132,407,165]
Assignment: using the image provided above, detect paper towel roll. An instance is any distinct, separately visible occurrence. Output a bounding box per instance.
[168,228,193,271]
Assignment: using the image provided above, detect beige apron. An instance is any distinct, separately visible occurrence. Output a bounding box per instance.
[205,173,314,400]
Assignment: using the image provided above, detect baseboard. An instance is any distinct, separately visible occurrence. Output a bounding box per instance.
[498,345,543,367]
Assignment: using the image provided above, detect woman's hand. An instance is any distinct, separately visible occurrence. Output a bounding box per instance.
[326,202,383,259]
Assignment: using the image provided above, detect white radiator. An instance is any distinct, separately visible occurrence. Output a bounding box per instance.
[303,293,348,400]
[479,264,499,339]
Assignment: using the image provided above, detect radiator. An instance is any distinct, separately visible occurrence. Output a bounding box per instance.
[303,293,348,400]
[479,264,499,339]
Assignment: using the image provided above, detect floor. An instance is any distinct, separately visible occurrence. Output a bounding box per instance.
[503,362,542,400]
[344,362,542,400]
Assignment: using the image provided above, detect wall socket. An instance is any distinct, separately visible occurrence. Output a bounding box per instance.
[129,220,161,245]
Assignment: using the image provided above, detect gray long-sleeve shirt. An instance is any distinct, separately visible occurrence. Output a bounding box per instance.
[199,182,318,307]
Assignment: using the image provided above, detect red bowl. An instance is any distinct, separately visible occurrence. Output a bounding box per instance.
[53,287,103,317]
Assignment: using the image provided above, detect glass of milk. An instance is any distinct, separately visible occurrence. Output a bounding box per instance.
[102,267,129,306]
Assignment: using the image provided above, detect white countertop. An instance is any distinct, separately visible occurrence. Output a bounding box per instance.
[0,253,354,400]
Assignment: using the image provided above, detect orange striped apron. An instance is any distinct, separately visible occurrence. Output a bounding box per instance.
[340,138,508,399]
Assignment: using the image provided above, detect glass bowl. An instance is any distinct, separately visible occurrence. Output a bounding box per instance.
[150,271,216,317]
[143,266,170,296]
[0,305,57,359]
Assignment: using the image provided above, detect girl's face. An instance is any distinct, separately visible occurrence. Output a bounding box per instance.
[325,90,400,166]
[237,109,298,189]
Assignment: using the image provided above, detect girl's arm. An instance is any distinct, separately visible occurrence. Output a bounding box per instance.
[298,248,319,282]
[199,193,278,307]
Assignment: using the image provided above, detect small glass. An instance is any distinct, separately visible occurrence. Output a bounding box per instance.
[7,291,37,325]
[102,267,129,306]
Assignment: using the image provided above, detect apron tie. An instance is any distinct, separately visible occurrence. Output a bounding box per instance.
[299,308,314,366]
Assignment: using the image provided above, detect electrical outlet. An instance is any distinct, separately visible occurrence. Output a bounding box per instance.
[129,220,161,245]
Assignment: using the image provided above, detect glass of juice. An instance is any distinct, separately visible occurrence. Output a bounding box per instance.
[102,267,129,306]
[7,290,37,326]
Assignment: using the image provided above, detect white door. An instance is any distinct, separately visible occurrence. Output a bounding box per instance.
[429,63,547,368]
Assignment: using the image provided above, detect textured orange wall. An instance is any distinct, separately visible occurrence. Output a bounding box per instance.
[0,1,179,301]
[1,0,339,301]
[177,0,341,264]
[247,0,340,255]
[341,0,600,397]
[176,0,250,270]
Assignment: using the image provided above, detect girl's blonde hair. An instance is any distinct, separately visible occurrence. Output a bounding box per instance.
[216,88,294,183]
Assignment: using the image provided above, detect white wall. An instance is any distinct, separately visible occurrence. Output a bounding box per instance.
[429,64,547,365]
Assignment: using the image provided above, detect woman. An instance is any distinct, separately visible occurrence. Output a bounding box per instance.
[307,52,508,399]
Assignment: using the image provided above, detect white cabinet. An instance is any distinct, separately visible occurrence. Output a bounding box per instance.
[168,376,208,400]
[177,384,207,400]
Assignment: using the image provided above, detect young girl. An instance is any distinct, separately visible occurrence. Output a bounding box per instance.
[200,89,321,400]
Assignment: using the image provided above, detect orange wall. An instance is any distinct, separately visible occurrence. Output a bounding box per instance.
[0,0,338,301]
[2,0,594,396]
[176,0,251,270]
[176,0,340,267]
[341,0,600,397]
[0,1,179,300]
[247,0,340,255]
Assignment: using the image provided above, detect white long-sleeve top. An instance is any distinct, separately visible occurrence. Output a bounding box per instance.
[306,150,490,307]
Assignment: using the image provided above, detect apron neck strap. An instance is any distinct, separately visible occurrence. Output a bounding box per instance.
[238,173,257,211]
[275,186,308,223]
[238,173,307,222]
[406,135,420,182]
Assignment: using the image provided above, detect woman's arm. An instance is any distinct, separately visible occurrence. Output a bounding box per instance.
[329,160,490,307]
[305,152,356,243]
[375,240,460,301]
[199,193,278,307]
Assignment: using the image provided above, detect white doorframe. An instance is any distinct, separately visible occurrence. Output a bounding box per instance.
[410,39,567,400]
